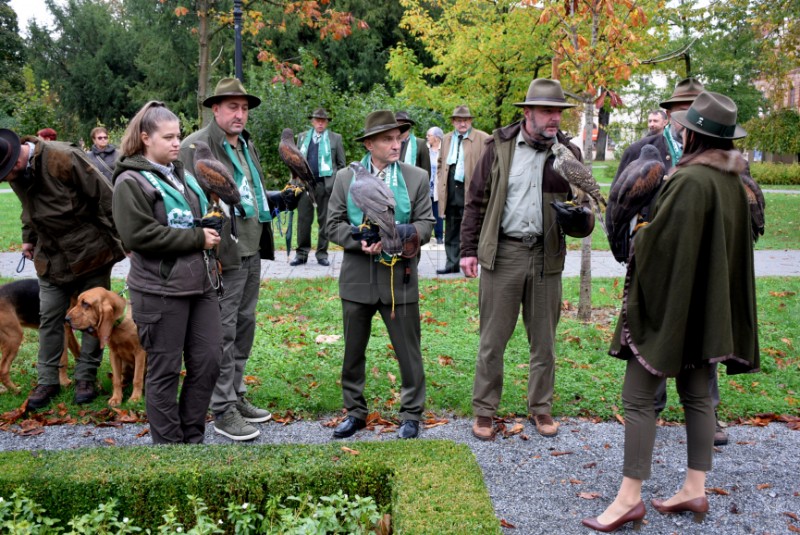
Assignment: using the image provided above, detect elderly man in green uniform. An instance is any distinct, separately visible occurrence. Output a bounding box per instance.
[461,79,594,440]
[0,128,125,409]
[326,110,434,440]
[291,108,346,267]
[181,78,287,441]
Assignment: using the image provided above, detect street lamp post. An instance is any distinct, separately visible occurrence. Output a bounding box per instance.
[233,0,243,81]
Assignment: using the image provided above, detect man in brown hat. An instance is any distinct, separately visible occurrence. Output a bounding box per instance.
[610,77,728,446]
[395,111,431,177]
[0,128,125,410]
[460,79,594,440]
[181,77,287,441]
[326,110,434,440]
[436,105,489,274]
[291,108,346,267]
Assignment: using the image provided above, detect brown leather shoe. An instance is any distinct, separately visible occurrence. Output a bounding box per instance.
[531,413,559,437]
[472,416,496,441]
[27,384,61,410]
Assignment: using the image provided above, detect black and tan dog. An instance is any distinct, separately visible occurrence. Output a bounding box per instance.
[66,288,146,406]
[0,279,80,393]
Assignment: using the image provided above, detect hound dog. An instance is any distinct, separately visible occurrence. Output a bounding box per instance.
[66,288,146,406]
[0,279,80,393]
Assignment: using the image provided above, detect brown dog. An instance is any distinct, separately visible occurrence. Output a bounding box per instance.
[66,288,146,406]
[0,279,79,393]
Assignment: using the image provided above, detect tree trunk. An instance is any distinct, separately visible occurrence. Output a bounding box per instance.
[577,97,595,321]
[595,106,610,162]
[196,0,212,125]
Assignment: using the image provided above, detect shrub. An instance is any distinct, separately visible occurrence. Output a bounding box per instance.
[750,162,800,185]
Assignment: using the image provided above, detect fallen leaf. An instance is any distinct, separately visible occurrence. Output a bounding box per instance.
[315,334,341,344]
[583,462,597,469]
[706,487,730,496]
[243,375,261,385]
[614,413,625,425]
[387,372,396,385]
[503,423,524,437]
[578,492,601,500]
[783,512,799,521]
[551,451,573,457]
[790,524,800,533]
[376,514,391,535]
[341,446,359,455]
[500,519,516,528]
[438,355,453,366]
[570,478,584,485]
[104,438,116,446]
[756,483,772,490]
[136,428,150,438]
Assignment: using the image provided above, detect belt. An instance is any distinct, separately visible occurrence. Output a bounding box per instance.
[500,232,541,246]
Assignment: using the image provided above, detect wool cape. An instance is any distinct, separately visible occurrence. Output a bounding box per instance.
[609,149,760,377]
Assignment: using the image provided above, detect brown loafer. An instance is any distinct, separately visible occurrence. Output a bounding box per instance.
[472,416,496,441]
[531,413,559,437]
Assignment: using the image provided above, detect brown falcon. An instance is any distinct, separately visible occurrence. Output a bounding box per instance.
[606,144,666,263]
[191,141,243,239]
[552,141,607,209]
[348,162,403,255]
[278,128,318,207]
[740,163,765,242]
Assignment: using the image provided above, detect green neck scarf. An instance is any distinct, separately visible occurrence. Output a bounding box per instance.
[222,138,272,222]
[663,124,682,167]
[402,134,417,166]
[140,170,207,229]
[300,129,333,177]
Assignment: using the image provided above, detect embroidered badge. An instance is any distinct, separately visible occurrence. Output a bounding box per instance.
[696,117,704,126]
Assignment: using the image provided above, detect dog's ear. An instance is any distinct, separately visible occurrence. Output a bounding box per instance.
[97,291,126,349]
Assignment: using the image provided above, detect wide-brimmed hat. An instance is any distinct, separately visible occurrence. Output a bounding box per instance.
[202,78,261,109]
[659,77,704,109]
[450,106,474,119]
[355,110,411,141]
[395,111,416,125]
[671,91,747,140]
[309,108,331,121]
[0,129,21,182]
[514,79,576,108]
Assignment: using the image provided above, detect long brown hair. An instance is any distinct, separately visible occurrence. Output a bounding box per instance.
[120,101,179,157]
[677,129,735,168]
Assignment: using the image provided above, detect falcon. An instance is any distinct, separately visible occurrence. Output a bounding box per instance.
[552,141,607,209]
[740,164,765,242]
[191,141,243,239]
[605,144,666,263]
[278,128,317,207]
[348,162,402,255]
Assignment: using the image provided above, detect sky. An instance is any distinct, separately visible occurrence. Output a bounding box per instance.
[9,0,53,34]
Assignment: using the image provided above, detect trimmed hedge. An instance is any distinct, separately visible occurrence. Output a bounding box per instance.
[0,440,499,534]
[750,162,800,186]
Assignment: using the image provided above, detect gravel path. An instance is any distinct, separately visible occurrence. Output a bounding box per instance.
[1,417,797,534]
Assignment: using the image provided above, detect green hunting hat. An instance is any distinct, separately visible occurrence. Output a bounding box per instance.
[659,77,704,109]
[355,110,411,141]
[395,111,416,125]
[0,129,21,182]
[203,78,261,109]
[514,79,576,108]
[450,106,474,119]
[671,91,747,140]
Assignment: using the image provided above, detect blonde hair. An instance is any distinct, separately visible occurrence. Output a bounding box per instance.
[120,101,179,157]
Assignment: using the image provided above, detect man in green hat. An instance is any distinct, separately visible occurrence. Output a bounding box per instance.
[181,78,289,441]
[395,111,431,177]
[326,110,434,440]
[291,108,346,267]
[461,78,594,441]
[0,128,125,410]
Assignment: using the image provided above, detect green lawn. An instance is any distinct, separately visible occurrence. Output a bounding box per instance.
[1,276,797,424]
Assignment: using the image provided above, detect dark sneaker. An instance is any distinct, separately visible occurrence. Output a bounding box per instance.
[74,380,98,405]
[714,420,729,446]
[27,384,61,410]
[214,407,260,441]
[236,397,272,423]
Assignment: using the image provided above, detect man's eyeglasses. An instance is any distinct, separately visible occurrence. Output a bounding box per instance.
[95,136,108,140]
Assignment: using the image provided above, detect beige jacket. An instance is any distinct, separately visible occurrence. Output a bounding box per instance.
[435,128,490,216]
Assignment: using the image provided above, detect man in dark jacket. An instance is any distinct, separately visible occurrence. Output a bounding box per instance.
[460,79,594,441]
[291,108,346,267]
[0,129,125,409]
[396,111,431,177]
[181,78,281,442]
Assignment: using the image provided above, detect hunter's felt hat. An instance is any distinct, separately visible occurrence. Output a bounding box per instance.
[309,108,331,120]
[660,77,705,109]
[514,79,576,108]
[450,105,474,119]
[395,111,416,125]
[671,91,747,140]
[203,78,261,109]
[356,110,411,141]
[0,129,21,182]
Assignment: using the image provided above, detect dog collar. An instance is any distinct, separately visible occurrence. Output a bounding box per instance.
[113,303,126,327]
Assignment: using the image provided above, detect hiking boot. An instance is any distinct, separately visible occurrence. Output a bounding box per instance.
[236,397,272,423]
[472,416,496,441]
[74,380,98,405]
[214,407,260,441]
[714,417,729,446]
[531,413,559,437]
[27,384,61,410]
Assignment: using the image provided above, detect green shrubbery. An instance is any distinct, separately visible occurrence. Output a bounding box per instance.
[750,162,800,185]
